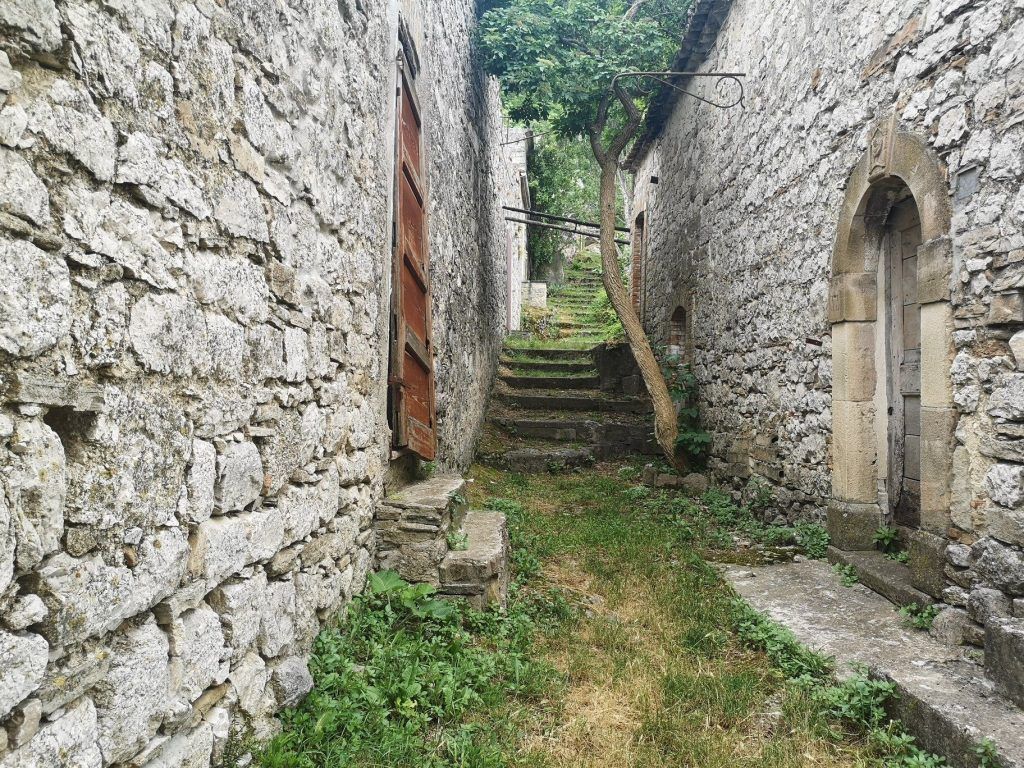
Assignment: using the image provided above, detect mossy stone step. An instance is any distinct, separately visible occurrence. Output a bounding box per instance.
[488,417,658,458]
[826,547,935,609]
[496,391,652,413]
[478,445,595,473]
[502,346,595,360]
[499,358,595,373]
[489,417,598,442]
[499,373,600,390]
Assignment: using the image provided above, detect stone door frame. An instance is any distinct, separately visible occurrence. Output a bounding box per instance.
[827,117,954,596]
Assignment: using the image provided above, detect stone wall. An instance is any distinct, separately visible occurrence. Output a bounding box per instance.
[632,0,1024,658]
[0,0,520,764]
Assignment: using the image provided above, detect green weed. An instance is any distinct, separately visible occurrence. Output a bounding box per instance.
[257,570,561,768]
[899,602,941,631]
[833,563,859,587]
[873,525,901,554]
[795,522,830,559]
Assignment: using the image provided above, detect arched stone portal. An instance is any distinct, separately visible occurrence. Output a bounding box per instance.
[827,117,955,597]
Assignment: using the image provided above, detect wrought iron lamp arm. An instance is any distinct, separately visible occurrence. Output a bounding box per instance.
[611,71,746,110]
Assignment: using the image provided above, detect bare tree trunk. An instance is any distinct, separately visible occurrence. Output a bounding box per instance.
[617,167,633,224]
[596,160,680,468]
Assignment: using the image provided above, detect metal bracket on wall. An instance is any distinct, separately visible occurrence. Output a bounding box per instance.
[612,71,746,110]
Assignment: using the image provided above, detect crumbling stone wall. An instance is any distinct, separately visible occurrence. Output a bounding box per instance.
[0,0,520,764]
[632,0,1024,661]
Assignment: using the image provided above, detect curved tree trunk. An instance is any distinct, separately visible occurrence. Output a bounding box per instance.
[596,160,681,469]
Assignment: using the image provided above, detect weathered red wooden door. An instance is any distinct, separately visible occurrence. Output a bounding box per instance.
[389,55,437,460]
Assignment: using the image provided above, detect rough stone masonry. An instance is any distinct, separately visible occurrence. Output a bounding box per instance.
[631,0,1024,710]
[0,0,524,765]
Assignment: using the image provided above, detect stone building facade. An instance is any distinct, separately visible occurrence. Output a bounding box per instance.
[630,0,1024,703]
[0,0,524,765]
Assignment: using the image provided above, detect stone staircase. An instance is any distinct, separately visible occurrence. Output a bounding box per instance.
[479,253,659,473]
[375,475,509,609]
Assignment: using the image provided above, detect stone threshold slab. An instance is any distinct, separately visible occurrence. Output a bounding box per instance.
[724,560,1024,768]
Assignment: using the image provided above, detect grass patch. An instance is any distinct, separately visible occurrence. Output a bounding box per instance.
[465,463,880,767]
[255,566,569,767]
[255,459,947,767]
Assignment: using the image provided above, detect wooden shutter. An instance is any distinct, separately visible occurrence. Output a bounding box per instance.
[389,54,437,461]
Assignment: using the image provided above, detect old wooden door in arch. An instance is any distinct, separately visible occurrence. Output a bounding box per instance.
[389,53,437,460]
[885,195,922,527]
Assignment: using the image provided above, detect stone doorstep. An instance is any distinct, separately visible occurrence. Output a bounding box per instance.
[827,547,935,609]
[382,474,465,512]
[440,511,507,583]
[986,619,1024,709]
[440,511,510,609]
[725,560,1024,768]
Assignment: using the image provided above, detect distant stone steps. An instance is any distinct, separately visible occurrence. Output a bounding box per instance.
[502,346,595,360]
[488,416,658,460]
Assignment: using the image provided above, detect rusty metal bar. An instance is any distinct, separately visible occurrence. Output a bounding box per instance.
[504,215,630,246]
[503,206,630,234]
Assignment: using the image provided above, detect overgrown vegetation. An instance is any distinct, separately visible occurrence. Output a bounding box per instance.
[257,569,565,767]
[899,602,941,631]
[834,563,860,587]
[657,352,712,466]
[253,459,964,767]
[526,133,605,276]
[733,604,949,767]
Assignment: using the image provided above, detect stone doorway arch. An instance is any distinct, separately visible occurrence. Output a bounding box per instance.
[827,117,954,598]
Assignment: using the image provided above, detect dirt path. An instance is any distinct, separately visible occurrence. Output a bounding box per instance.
[466,464,875,768]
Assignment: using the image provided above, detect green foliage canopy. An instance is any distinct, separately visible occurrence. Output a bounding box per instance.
[477,0,690,140]
[527,132,601,271]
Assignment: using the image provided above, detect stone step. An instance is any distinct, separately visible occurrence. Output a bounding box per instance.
[502,346,595,360]
[499,358,595,374]
[499,373,600,390]
[726,560,1024,768]
[439,510,510,609]
[488,417,659,457]
[478,445,595,473]
[490,416,599,442]
[375,474,467,586]
[552,299,595,308]
[496,390,652,413]
[827,547,935,609]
